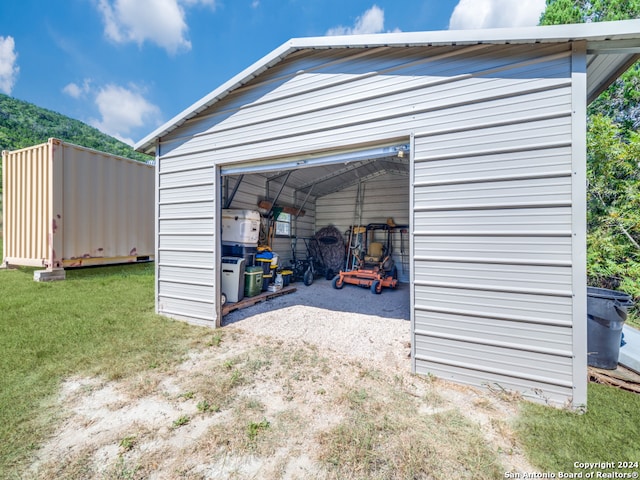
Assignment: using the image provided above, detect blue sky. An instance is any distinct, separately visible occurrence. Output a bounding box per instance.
[0,0,546,146]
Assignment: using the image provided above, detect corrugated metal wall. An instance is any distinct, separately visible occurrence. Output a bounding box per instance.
[159,43,574,164]
[59,141,154,267]
[3,139,154,269]
[155,42,586,404]
[410,55,584,404]
[315,173,410,281]
[2,142,51,267]
[157,146,217,325]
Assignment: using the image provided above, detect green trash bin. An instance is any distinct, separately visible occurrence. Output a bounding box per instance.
[244,266,263,298]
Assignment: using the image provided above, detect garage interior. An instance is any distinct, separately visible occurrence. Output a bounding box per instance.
[219,142,411,316]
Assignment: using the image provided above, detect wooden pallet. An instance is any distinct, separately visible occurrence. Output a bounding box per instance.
[589,364,640,394]
[222,285,297,315]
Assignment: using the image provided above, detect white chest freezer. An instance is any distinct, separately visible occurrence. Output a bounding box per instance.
[222,209,260,246]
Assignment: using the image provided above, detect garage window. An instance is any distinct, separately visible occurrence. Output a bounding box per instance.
[275,212,291,236]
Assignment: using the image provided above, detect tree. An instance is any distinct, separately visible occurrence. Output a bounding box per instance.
[540,1,640,299]
[540,1,640,135]
[586,115,640,296]
[589,67,640,132]
[540,0,640,25]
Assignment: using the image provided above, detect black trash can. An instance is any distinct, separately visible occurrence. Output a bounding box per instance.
[587,287,634,369]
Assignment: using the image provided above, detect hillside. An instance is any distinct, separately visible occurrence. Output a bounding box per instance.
[0,93,151,163]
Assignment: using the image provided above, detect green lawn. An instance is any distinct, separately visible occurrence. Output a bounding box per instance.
[0,239,207,476]
[517,383,640,475]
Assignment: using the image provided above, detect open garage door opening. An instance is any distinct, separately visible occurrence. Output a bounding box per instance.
[217,142,412,323]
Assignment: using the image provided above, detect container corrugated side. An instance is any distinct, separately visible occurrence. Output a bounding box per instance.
[2,142,53,267]
[2,138,155,269]
[57,140,155,267]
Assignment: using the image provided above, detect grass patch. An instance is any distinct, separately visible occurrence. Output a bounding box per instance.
[318,377,503,480]
[172,415,191,428]
[516,383,640,473]
[0,239,206,477]
[247,418,270,441]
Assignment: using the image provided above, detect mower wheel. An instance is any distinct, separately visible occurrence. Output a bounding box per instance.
[370,280,382,294]
[332,276,344,289]
[303,269,314,286]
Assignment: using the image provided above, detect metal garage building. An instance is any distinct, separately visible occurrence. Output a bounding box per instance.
[136,20,640,407]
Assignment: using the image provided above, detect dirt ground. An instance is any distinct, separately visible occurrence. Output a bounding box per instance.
[28,278,537,479]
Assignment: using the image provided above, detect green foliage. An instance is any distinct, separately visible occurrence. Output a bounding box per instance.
[172,415,190,428]
[539,1,640,306]
[246,418,270,441]
[539,0,586,25]
[119,435,137,452]
[540,1,640,133]
[0,93,151,161]
[586,115,640,298]
[540,0,640,25]
[590,66,640,133]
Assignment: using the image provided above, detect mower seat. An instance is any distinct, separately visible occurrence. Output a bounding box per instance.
[364,242,384,263]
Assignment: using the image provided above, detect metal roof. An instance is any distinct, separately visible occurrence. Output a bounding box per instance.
[262,155,409,199]
[135,20,640,155]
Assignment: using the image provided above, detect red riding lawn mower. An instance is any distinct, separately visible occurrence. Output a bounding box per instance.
[332,222,402,294]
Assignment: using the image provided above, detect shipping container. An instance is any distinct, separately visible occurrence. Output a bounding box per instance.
[2,138,154,273]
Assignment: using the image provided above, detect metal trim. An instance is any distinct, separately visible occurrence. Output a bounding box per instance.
[414,303,573,327]
[571,41,589,408]
[409,133,417,374]
[220,143,409,176]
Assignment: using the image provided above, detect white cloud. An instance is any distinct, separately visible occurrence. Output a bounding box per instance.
[326,5,393,36]
[63,83,82,98]
[0,36,19,94]
[63,79,92,99]
[449,0,546,29]
[97,0,194,54]
[90,84,161,145]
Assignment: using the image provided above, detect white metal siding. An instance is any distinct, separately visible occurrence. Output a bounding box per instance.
[410,52,584,405]
[157,156,217,324]
[158,43,572,163]
[153,41,587,405]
